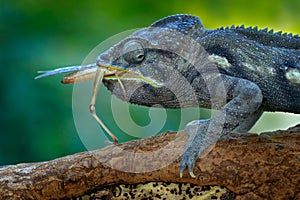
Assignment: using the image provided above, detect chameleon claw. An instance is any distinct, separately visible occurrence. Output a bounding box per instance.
[189,171,196,178]
[179,157,196,178]
[179,168,196,178]
[187,159,196,178]
[180,172,183,178]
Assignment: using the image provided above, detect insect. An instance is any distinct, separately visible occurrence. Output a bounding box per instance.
[36,63,161,144]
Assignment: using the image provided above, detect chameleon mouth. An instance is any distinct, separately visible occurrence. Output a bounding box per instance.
[61,63,162,88]
[97,63,163,88]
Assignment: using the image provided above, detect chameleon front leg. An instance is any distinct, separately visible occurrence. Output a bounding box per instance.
[232,107,264,133]
[180,76,263,178]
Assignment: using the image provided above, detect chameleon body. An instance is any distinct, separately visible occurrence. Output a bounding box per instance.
[36,14,300,177]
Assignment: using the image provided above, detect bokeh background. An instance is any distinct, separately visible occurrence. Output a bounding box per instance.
[1,0,299,165]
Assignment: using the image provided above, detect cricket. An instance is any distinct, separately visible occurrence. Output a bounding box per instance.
[35,62,161,144]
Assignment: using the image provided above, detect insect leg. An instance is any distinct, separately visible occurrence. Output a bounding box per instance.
[89,68,118,144]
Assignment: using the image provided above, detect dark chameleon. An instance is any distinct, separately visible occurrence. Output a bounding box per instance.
[36,14,300,177]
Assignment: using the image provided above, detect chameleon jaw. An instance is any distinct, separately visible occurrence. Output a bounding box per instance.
[97,63,163,88]
[61,63,163,88]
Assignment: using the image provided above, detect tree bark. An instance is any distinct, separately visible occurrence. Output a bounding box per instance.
[0,125,299,199]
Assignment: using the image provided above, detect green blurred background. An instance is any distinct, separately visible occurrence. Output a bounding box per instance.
[1,0,299,165]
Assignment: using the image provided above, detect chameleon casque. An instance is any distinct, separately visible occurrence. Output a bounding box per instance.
[36,14,300,178]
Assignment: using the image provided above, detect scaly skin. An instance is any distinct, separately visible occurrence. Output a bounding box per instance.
[36,14,300,177]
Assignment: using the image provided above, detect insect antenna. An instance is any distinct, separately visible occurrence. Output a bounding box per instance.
[116,73,128,100]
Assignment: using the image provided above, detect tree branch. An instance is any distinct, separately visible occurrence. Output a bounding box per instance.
[1,126,299,199]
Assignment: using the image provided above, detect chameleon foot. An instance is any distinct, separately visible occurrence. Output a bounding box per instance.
[180,120,219,178]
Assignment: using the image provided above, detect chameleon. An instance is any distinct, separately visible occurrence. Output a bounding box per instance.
[36,14,300,178]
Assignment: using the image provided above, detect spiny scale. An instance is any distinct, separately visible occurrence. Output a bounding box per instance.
[218,24,300,39]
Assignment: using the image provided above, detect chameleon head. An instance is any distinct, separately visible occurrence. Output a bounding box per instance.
[97,14,208,108]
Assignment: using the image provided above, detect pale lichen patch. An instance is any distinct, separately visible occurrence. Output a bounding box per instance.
[266,67,277,76]
[14,165,36,174]
[87,182,236,200]
[243,62,256,71]
[208,54,231,68]
[285,68,300,85]
[243,62,276,76]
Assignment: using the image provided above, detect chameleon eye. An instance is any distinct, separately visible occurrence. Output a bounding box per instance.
[122,40,145,64]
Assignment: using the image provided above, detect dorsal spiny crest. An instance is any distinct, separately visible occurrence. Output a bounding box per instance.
[150,14,204,35]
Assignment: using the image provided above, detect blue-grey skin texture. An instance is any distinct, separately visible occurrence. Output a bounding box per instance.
[101,14,300,177]
[37,14,300,177]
